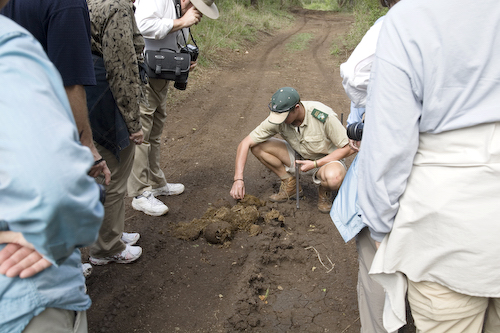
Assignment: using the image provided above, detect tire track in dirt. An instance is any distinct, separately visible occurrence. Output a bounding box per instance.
[86,9,362,333]
[167,10,309,160]
[165,9,352,201]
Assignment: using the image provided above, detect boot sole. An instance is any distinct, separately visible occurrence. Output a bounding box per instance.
[269,191,303,203]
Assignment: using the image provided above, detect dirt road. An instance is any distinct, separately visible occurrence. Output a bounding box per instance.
[84,9,393,333]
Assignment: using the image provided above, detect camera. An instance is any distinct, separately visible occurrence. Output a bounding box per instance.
[98,183,106,204]
[173,44,199,90]
[181,44,199,62]
[346,121,364,141]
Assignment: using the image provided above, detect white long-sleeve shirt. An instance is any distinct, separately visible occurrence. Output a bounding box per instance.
[358,0,500,330]
[134,0,186,52]
[359,0,500,242]
[340,16,384,109]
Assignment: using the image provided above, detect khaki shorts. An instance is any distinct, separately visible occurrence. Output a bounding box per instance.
[408,280,500,333]
[283,141,346,185]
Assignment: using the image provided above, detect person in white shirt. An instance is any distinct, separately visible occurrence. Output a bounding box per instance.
[335,1,401,332]
[128,0,219,216]
[359,0,500,332]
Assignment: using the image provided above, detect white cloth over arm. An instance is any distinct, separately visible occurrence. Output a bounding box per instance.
[340,16,384,108]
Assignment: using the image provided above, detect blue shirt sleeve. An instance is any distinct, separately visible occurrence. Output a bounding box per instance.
[0,18,103,265]
[347,102,365,126]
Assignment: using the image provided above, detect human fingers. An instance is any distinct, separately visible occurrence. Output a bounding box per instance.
[348,139,360,152]
[6,248,50,278]
[18,257,52,278]
[0,243,23,269]
[101,163,111,185]
[0,244,36,276]
[129,130,144,145]
[88,160,105,177]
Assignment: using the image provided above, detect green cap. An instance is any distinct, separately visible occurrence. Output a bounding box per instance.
[268,87,300,124]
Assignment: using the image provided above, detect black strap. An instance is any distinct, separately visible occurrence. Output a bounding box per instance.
[173,0,198,49]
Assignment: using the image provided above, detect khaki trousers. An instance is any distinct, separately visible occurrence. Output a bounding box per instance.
[90,142,134,258]
[127,78,169,197]
[23,309,87,333]
[408,280,500,333]
[357,227,392,333]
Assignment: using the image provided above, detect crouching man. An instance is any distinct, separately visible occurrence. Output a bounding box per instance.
[230,87,353,212]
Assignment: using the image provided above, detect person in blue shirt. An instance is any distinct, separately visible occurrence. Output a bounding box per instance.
[359,0,500,331]
[0,6,103,333]
[332,1,401,332]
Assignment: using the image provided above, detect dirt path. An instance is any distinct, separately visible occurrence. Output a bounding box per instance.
[85,9,385,333]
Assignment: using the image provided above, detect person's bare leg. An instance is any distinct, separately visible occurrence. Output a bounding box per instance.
[251,138,291,179]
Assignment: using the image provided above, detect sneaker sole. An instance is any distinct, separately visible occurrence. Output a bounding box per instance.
[131,202,169,216]
[150,190,184,196]
[89,253,142,266]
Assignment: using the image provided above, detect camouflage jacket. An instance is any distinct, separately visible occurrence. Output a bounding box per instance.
[87,0,145,134]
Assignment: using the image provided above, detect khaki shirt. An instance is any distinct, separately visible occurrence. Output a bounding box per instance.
[250,101,349,160]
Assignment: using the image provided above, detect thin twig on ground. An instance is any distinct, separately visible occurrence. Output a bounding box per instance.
[305,246,335,273]
[341,316,360,333]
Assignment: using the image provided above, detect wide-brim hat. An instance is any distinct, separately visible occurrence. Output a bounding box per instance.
[191,0,219,19]
[267,87,300,124]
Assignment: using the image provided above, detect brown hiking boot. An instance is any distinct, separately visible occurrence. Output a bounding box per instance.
[317,185,332,213]
[269,177,302,203]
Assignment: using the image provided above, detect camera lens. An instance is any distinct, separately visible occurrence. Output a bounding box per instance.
[174,80,187,90]
[346,122,364,141]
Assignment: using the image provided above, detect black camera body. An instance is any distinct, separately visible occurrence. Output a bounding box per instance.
[181,44,199,62]
[346,121,364,141]
[98,183,106,204]
[173,44,199,90]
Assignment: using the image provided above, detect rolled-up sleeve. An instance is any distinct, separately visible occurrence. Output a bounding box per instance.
[135,0,174,40]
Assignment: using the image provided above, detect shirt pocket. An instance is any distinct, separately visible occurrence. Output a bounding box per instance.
[301,134,330,156]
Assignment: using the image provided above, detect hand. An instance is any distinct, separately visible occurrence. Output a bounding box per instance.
[130,129,144,145]
[88,156,111,185]
[295,159,315,172]
[0,232,52,278]
[189,61,197,71]
[181,7,202,27]
[230,179,245,200]
[348,139,361,152]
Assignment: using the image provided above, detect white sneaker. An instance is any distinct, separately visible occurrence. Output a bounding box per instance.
[82,263,92,277]
[89,244,143,266]
[121,232,140,245]
[132,191,169,216]
[151,183,185,196]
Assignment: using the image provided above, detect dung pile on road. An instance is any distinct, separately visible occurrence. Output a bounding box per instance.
[170,195,285,245]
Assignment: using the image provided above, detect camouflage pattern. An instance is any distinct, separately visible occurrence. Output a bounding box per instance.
[87,0,145,134]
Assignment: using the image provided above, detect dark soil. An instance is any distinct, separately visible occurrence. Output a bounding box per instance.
[83,8,415,333]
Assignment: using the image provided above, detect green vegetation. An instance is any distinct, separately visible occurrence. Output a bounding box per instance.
[190,0,295,67]
[188,0,385,65]
[302,0,342,12]
[331,0,387,55]
[286,33,314,52]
